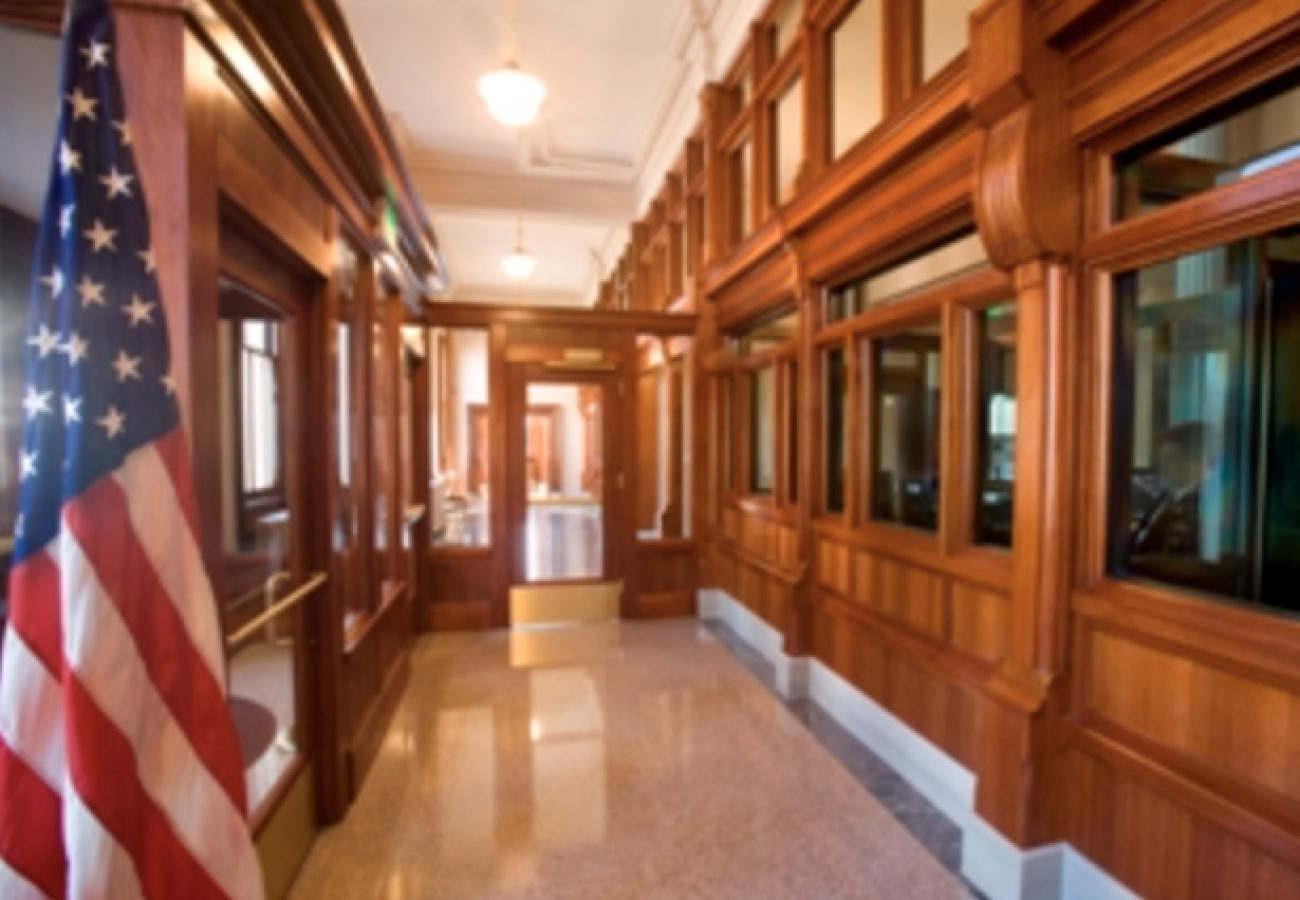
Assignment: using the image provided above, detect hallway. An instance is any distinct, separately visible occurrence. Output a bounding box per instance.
[288,621,972,900]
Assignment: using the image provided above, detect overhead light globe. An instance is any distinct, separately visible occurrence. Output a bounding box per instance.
[478,63,547,127]
[502,247,538,282]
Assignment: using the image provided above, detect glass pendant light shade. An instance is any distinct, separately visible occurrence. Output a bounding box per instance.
[502,246,538,282]
[478,63,547,127]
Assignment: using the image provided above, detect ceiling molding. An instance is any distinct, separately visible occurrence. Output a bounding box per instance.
[410,158,637,225]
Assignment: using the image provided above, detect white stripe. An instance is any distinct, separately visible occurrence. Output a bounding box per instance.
[112,444,227,690]
[0,854,51,900]
[59,530,264,900]
[64,787,144,900]
[0,625,66,794]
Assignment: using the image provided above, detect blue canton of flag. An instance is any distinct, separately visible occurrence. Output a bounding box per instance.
[16,0,180,566]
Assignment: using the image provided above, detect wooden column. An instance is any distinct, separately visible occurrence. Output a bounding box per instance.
[969,0,1081,847]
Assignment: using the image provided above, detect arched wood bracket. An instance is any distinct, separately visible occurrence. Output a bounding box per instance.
[970,0,1081,271]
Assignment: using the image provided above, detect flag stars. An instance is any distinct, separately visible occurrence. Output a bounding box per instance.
[84,219,117,253]
[59,141,82,176]
[60,205,76,238]
[101,167,134,200]
[114,121,133,148]
[123,295,155,327]
[139,248,157,273]
[81,40,110,69]
[41,267,64,298]
[61,333,90,367]
[28,324,61,359]
[113,350,142,382]
[64,396,83,424]
[67,88,98,122]
[23,387,53,419]
[19,452,38,483]
[77,276,105,308]
[98,406,126,440]
[161,373,177,396]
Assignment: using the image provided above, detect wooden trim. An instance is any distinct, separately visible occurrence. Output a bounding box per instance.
[428,303,698,335]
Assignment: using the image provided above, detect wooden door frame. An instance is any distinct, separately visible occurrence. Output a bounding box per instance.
[505,365,623,592]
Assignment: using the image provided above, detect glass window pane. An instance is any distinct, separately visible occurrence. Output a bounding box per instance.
[976,304,1017,548]
[752,367,777,494]
[434,328,491,548]
[826,348,848,514]
[827,231,987,323]
[872,325,943,531]
[774,78,804,206]
[733,141,754,243]
[832,0,883,159]
[923,0,980,80]
[773,0,803,58]
[1116,79,1300,222]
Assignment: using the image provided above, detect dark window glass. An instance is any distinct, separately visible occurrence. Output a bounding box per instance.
[872,325,943,531]
[826,348,848,514]
[1116,77,1300,222]
[976,305,1017,547]
[1112,231,1300,612]
[752,367,777,494]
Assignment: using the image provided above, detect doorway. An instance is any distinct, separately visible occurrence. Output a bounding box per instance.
[507,366,621,625]
[213,220,328,898]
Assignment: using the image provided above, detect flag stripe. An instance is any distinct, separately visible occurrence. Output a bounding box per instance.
[152,418,204,542]
[64,787,145,900]
[7,552,64,677]
[115,435,227,689]
[59,528,264,900]
[0,629,66,792]
[67,468,247,809]
[0,741,65,900]
[63,675,229,900]
[0,852,52,900]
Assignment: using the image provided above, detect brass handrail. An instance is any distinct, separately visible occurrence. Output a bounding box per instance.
[227,572,328,648]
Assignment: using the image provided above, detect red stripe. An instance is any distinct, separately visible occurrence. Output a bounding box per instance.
[65,482,248,815]
[153,428,203,543]
[64,673,231,900]
[8,553,63,678]
[0,740,66,899]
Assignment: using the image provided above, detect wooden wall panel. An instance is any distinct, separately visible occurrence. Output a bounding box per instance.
[1085,628,1300,805]
[216,82,329,238]
[630,541,698,619]
[423,552,495,631]
[949,582,1009,665]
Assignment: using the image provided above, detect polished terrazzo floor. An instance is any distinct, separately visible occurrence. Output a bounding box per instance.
[288,620,975,900]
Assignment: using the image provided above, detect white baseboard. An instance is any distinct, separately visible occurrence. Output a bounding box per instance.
[697,589,1143,900]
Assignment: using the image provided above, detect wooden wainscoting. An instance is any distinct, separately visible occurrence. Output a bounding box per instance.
[717,502,802,635]
[629,539,699,618]
[342,585,414,799]
[423,549,496,631]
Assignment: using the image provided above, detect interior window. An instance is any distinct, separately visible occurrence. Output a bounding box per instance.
[773,78,804,206]
[1112,230,1300,611]
[976,304,1017,548]
[434,328,491,548]
[732,141,754,244]
[922,0,981,80]
[1116,77,1300,222]
[772,0,803,59]
[826,348,848,515]
[752,366,777,495]
[872,324,943,532]
[831,0,883,159]
[827,231,987,323]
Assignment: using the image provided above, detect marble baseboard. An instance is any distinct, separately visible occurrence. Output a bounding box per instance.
[697,589,1143,900]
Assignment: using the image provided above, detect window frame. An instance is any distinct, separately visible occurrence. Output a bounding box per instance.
[813,239,1012,565]
[1078,63,1300,627]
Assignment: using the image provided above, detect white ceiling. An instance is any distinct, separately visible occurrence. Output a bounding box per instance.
[0,27,60,221]
[341,0,764,306]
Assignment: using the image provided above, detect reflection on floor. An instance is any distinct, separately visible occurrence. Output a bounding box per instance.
[288,620,974,900]
[525,503,602,582]
[230,642,297,814]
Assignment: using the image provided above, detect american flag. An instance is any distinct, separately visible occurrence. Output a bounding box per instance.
[0,1,263,898]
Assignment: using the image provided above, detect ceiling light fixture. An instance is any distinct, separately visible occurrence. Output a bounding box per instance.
[478,0,547,128]
[502,214,537,282]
